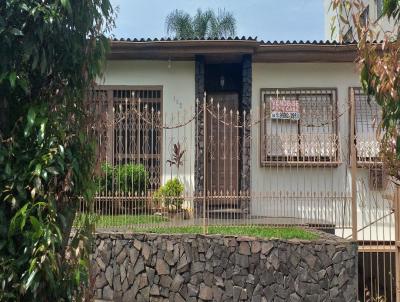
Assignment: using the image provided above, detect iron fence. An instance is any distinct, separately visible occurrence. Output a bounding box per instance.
[80,86,400,301]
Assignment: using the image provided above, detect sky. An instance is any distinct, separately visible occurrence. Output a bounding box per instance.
[109,0,326,42]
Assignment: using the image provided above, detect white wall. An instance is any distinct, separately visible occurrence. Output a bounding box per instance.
[251,62,360,194]
[100,59,393,241]
[252,63,355,221]
[100,60,196,195]
[251,62,394,241]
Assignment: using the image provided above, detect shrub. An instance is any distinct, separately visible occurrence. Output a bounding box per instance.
[115,164,148,194]
[154,178,184,211]
[97,163,148,194]
[96,162,113,193]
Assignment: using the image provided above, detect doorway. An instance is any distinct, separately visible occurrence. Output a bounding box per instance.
[204,63,242,213]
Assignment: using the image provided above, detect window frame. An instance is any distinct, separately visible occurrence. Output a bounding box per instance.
[349,87,383,167]
[259,87,340,167]
[91,84,164,190]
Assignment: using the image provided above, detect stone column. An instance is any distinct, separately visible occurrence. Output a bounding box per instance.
[240,54,252,217]
[194,55,205,217]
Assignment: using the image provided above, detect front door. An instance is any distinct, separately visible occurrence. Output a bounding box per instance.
[205,92,240,208]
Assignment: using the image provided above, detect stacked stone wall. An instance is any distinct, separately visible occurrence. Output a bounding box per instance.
[92,231,357,301]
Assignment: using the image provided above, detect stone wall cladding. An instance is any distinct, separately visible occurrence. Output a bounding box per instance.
[240,54,252,217]
[92,230,357,302]
[194,55,205,217]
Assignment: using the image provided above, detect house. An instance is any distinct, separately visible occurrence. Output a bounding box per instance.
[93,37,390,230]
[91,36,398,300]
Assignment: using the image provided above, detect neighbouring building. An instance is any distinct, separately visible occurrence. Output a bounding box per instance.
[324,0,396,41]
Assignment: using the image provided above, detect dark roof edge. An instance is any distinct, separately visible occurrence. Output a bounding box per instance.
[110,37,359,45]
[108,37,359,62]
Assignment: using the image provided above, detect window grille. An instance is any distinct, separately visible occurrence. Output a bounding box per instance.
[90,86,162,191]
[260,88,339,165]
[352,87,382,165]
[369,168,386,190]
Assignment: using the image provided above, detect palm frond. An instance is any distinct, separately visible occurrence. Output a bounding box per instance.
[165,9,194,39]
[193,8,215,38]
[165,8,236,39]
[213,8,237,38]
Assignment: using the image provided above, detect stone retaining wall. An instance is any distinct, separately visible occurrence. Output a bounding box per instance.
[92,231,357,301]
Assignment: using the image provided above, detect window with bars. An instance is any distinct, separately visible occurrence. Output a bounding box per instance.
[351,87,382,165]
[90,86,162,190]
[260,88,339,165]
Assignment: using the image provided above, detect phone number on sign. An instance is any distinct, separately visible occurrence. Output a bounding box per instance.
[271,112,300,120]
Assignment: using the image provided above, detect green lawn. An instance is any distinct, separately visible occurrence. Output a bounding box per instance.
[75,214,318,240]
[75,214,168,227]
[133,225,318,240]
[97,214,168,226]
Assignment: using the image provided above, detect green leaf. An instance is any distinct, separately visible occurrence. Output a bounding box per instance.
[27,108,36,126]
[8,72,16,88]
[29,216,40,232]
[18,77,29,94]
[34,164,42,176]
[24,269,37,291]
[61,0,72,13]
[9,203,30,234]
[33,176,41,189]
[4,163,11,175]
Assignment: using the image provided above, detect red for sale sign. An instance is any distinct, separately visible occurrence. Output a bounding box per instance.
[270,99,300,120]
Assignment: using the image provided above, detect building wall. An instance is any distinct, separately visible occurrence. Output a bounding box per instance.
[99,60,196,194]
[251,62,394,240]
[100,59,393,241]
[251,62,360,194]
[324,0,396,41]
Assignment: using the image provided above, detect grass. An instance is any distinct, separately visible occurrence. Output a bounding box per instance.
[133,225,318,240]
[74,214,318,240]
[97,214,168,226]
[75,214,168,227]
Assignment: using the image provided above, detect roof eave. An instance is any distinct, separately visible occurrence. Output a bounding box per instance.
[109,40,260,60]
[254,44,358,62]
[108,40,358,62]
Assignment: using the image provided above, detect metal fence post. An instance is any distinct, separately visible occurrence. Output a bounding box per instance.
[350,88,358,241]
[203,93,208,235]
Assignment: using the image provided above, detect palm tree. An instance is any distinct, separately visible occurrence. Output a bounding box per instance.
[165,8,237,39]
